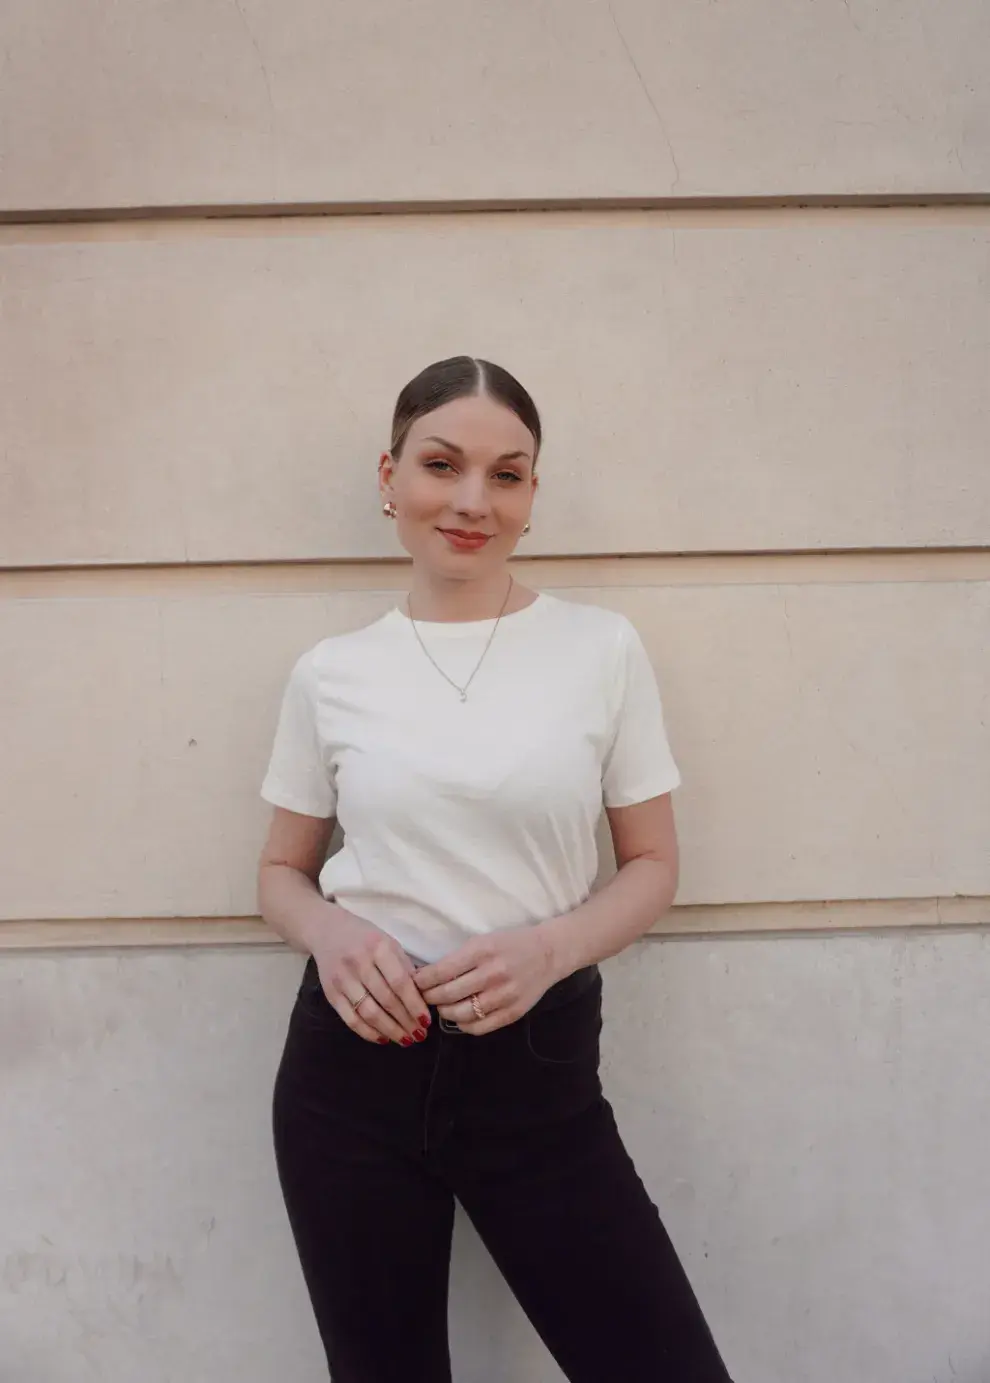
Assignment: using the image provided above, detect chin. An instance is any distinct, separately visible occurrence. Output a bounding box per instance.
[439,555,496,580]
[427,548,503,581]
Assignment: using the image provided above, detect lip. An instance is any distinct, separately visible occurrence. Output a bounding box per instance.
[437,528,493,552]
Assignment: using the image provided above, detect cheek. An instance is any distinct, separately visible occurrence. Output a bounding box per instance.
[396,474,444,521]
[494,489,533,526]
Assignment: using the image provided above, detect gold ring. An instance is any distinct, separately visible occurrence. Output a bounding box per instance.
[354,990,373,1012]
[470,994,486,1022]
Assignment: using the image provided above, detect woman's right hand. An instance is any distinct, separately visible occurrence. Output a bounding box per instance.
[311,913,431,1046]
[256,808,429,1046]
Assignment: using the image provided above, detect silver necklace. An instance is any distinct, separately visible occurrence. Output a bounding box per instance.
[406,577,515,702]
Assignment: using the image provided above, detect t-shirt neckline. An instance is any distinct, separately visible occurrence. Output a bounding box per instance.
[386,592,550,639]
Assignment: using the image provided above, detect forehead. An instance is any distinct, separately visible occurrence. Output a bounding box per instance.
[405,394,535,458]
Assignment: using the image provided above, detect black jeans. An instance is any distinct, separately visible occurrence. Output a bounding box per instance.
[273,960,733,1383]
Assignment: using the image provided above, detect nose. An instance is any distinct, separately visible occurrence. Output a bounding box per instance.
[451,473,491,520]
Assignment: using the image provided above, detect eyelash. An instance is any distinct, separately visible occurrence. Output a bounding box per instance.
[424,458,523,484]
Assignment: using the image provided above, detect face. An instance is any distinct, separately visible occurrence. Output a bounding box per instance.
[379,394,538,578]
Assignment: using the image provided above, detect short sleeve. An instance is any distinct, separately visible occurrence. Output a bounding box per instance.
[601,620,681,808]
[260,653,336,818]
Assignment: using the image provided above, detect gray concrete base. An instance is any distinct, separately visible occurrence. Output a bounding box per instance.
[1,931,987,1383]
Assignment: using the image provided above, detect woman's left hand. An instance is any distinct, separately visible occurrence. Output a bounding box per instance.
[413,925,560,1035]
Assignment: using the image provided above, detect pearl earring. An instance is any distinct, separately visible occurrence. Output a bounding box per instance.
[522,522,531,535]
[383,500,397,519]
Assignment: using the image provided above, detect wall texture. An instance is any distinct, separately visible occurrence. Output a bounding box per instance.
[1,2,988,1381]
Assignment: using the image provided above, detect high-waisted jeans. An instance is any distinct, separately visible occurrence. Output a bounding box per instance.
[272,959,733,1382]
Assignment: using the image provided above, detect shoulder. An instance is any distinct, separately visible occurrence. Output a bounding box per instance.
[287,612,399,685]
[538,594,639,655]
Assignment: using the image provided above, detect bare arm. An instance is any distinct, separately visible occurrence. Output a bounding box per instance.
[257,806,340,953]
[537,792,679,982]
[258,807,428,1044]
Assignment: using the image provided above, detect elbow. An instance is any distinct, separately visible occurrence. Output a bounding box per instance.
[637,848,679,910]
[653,852,679,909]
[257,857,282,918]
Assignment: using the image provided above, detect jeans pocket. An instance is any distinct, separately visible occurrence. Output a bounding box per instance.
[294,957,339,1026]
[524,973,603,1065]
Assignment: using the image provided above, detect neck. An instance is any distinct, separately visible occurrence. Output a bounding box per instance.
[407,566,515,623]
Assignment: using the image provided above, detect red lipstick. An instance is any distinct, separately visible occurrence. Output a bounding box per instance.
[438,529,492,552]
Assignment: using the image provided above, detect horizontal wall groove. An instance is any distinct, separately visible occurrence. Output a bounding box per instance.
[1,897,986,952]
[1,201,989,247]
[3,192,990,229]
[3,548,989,599]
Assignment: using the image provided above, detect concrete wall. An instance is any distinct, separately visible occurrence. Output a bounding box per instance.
[1,2,988,1381]
[3,937,989,1383]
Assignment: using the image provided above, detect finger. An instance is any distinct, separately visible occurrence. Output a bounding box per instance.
[418,968,488,1009]
[437,997,484,1028]
[327,987,392,1045]
[414,941,487,994]
[466,1009,517,1036]
[438,986,506,1030]
[338,978,419,1046]
[338,948,423,1040]
[374,948,432,1035]
[439,1000,516,1038]
[358,963,422,1038]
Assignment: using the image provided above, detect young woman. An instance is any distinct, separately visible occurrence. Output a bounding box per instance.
[258,356,733,1382]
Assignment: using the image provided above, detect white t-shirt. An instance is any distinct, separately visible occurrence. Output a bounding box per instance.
[261,594,680,963]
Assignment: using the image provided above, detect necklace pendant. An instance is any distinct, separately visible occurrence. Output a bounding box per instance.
[406,574,513,708]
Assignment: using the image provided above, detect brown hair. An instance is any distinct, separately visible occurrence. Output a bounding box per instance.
[390,356,542,459]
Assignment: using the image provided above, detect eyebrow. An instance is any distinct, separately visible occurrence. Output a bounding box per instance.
[421,435,532,464]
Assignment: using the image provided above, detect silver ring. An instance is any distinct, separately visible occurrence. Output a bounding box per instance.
[470,994,486,1022]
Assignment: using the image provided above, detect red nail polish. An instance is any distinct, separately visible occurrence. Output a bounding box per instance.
[400,1037,413,1047]
[377,1037,389,1045]
[420,1013,431,1027]
[413,1028,426,1042]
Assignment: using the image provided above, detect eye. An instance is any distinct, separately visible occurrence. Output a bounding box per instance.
[424,457,456,474]
[494,470,524,484]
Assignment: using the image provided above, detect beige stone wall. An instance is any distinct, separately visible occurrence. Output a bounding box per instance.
[1,3,988,1381]
[2,0,988,206]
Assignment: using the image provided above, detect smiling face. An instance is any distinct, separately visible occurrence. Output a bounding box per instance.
[379,392,538,580]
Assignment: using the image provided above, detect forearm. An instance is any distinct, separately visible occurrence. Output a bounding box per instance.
[258,863,359,955]
[537,856,677,983]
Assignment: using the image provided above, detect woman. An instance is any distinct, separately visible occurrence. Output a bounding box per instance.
[258,356,733,1382]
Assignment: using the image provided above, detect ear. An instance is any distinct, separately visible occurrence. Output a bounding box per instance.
[378,451,396,500]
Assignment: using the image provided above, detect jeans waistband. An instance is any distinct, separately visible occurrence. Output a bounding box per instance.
[530,963,600,1015]
[435,964,600,1034]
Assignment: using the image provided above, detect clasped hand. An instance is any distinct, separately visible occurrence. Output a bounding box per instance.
[312,911,557,1044]
[414,926,557,1036]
